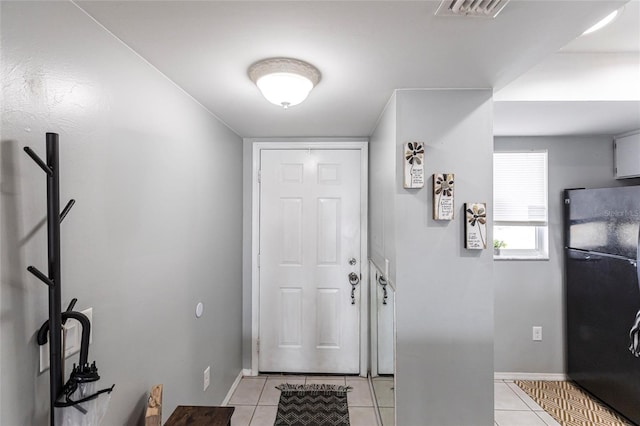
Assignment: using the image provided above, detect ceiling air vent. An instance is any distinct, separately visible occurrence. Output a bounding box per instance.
[435,0,511,18]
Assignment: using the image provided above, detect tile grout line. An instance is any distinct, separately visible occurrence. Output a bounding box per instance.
[505,381,535,410]
[533,410,555,426]
[368,376,383,426]
[507,381,545,412]
[249,377,266,425]
[247,405,256,426]
[249,378,268,426]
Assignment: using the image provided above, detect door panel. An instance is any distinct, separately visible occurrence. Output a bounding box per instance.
[279,288,303,347]
[317,289,340,348]
[259,149,361,373]
[317,198,340,265]
[280,198,303,264]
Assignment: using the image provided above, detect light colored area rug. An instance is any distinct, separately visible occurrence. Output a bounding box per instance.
[515,380,632,426]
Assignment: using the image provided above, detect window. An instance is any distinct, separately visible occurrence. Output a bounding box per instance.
[493,151,548,259]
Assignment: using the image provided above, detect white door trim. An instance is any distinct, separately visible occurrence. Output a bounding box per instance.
[369,262,379,378]
[250,139,368,377]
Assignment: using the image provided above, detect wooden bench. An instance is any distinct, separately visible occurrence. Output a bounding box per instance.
[145,384,234,426]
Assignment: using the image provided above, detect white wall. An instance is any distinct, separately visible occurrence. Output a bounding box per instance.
[1,2,243,424]
[369,89,495,425]
[494,135,640,375]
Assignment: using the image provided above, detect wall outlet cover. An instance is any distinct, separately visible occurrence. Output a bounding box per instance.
[532,326,543,341]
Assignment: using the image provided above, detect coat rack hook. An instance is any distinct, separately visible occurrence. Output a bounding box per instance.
[60,199,75,223]
[27,265,54,287]
[62,298,78,326]
[65,298,77,313]
[23,147,53,177]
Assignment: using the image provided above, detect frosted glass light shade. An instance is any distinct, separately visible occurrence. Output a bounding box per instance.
[249,58,321,109]
[256,73,314,108]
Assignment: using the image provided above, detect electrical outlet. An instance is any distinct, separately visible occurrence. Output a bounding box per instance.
[532,326,543,341]
[203,366,210,391]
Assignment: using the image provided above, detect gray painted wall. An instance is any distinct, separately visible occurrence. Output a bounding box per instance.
[494,135,640,375]
[1,2,243,424]
[370,90,495,425]
[242,139,255,369]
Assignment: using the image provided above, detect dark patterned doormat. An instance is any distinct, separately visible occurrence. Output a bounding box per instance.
[515,380,633,426]
[275,383,351,426]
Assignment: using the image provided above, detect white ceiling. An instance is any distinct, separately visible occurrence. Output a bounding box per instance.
[76,0,638,138]
[560,0,639,53]
[494,101,640,136]
[494,0,640,136]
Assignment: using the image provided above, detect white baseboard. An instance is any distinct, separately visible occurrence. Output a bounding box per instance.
[222,370,244,406]
[242,368,255,377]
[495,372,568,381]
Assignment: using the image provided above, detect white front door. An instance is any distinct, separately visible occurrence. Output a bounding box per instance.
[259,149,361,373]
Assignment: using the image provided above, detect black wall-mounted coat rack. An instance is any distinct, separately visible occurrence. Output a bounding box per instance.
[25,133,69,425]
[25,133,113,425]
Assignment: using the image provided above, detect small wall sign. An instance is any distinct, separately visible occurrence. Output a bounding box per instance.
[464,202,487,250]
[403,142,424,188]
[433,173,454,220]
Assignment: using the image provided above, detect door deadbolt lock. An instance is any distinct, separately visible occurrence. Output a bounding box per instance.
[348,258,357,266]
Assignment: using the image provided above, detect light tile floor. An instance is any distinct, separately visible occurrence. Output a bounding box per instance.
[494,380,560,426]
[371,377,394,426]
[227,376,561,426]
[228,375,376,426]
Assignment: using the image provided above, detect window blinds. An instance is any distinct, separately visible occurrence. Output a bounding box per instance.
[493,151,548,225]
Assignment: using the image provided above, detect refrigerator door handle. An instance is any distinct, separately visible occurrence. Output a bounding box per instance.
[575,253,600,262]
[569,248,636,263]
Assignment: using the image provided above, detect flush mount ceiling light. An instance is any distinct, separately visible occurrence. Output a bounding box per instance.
[582,8,622,35]
[248,58,321,109]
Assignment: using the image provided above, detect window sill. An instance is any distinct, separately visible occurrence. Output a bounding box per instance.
[493,255,549,261]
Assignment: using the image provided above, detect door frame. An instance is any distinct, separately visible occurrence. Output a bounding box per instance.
[250,139,369,377]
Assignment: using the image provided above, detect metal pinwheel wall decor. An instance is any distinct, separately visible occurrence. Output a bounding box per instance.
[464,202,487,249]
[433,173,454,220]
[403,142,425,188]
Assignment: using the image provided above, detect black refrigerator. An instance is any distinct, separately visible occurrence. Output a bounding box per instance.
[565,186,640,425]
